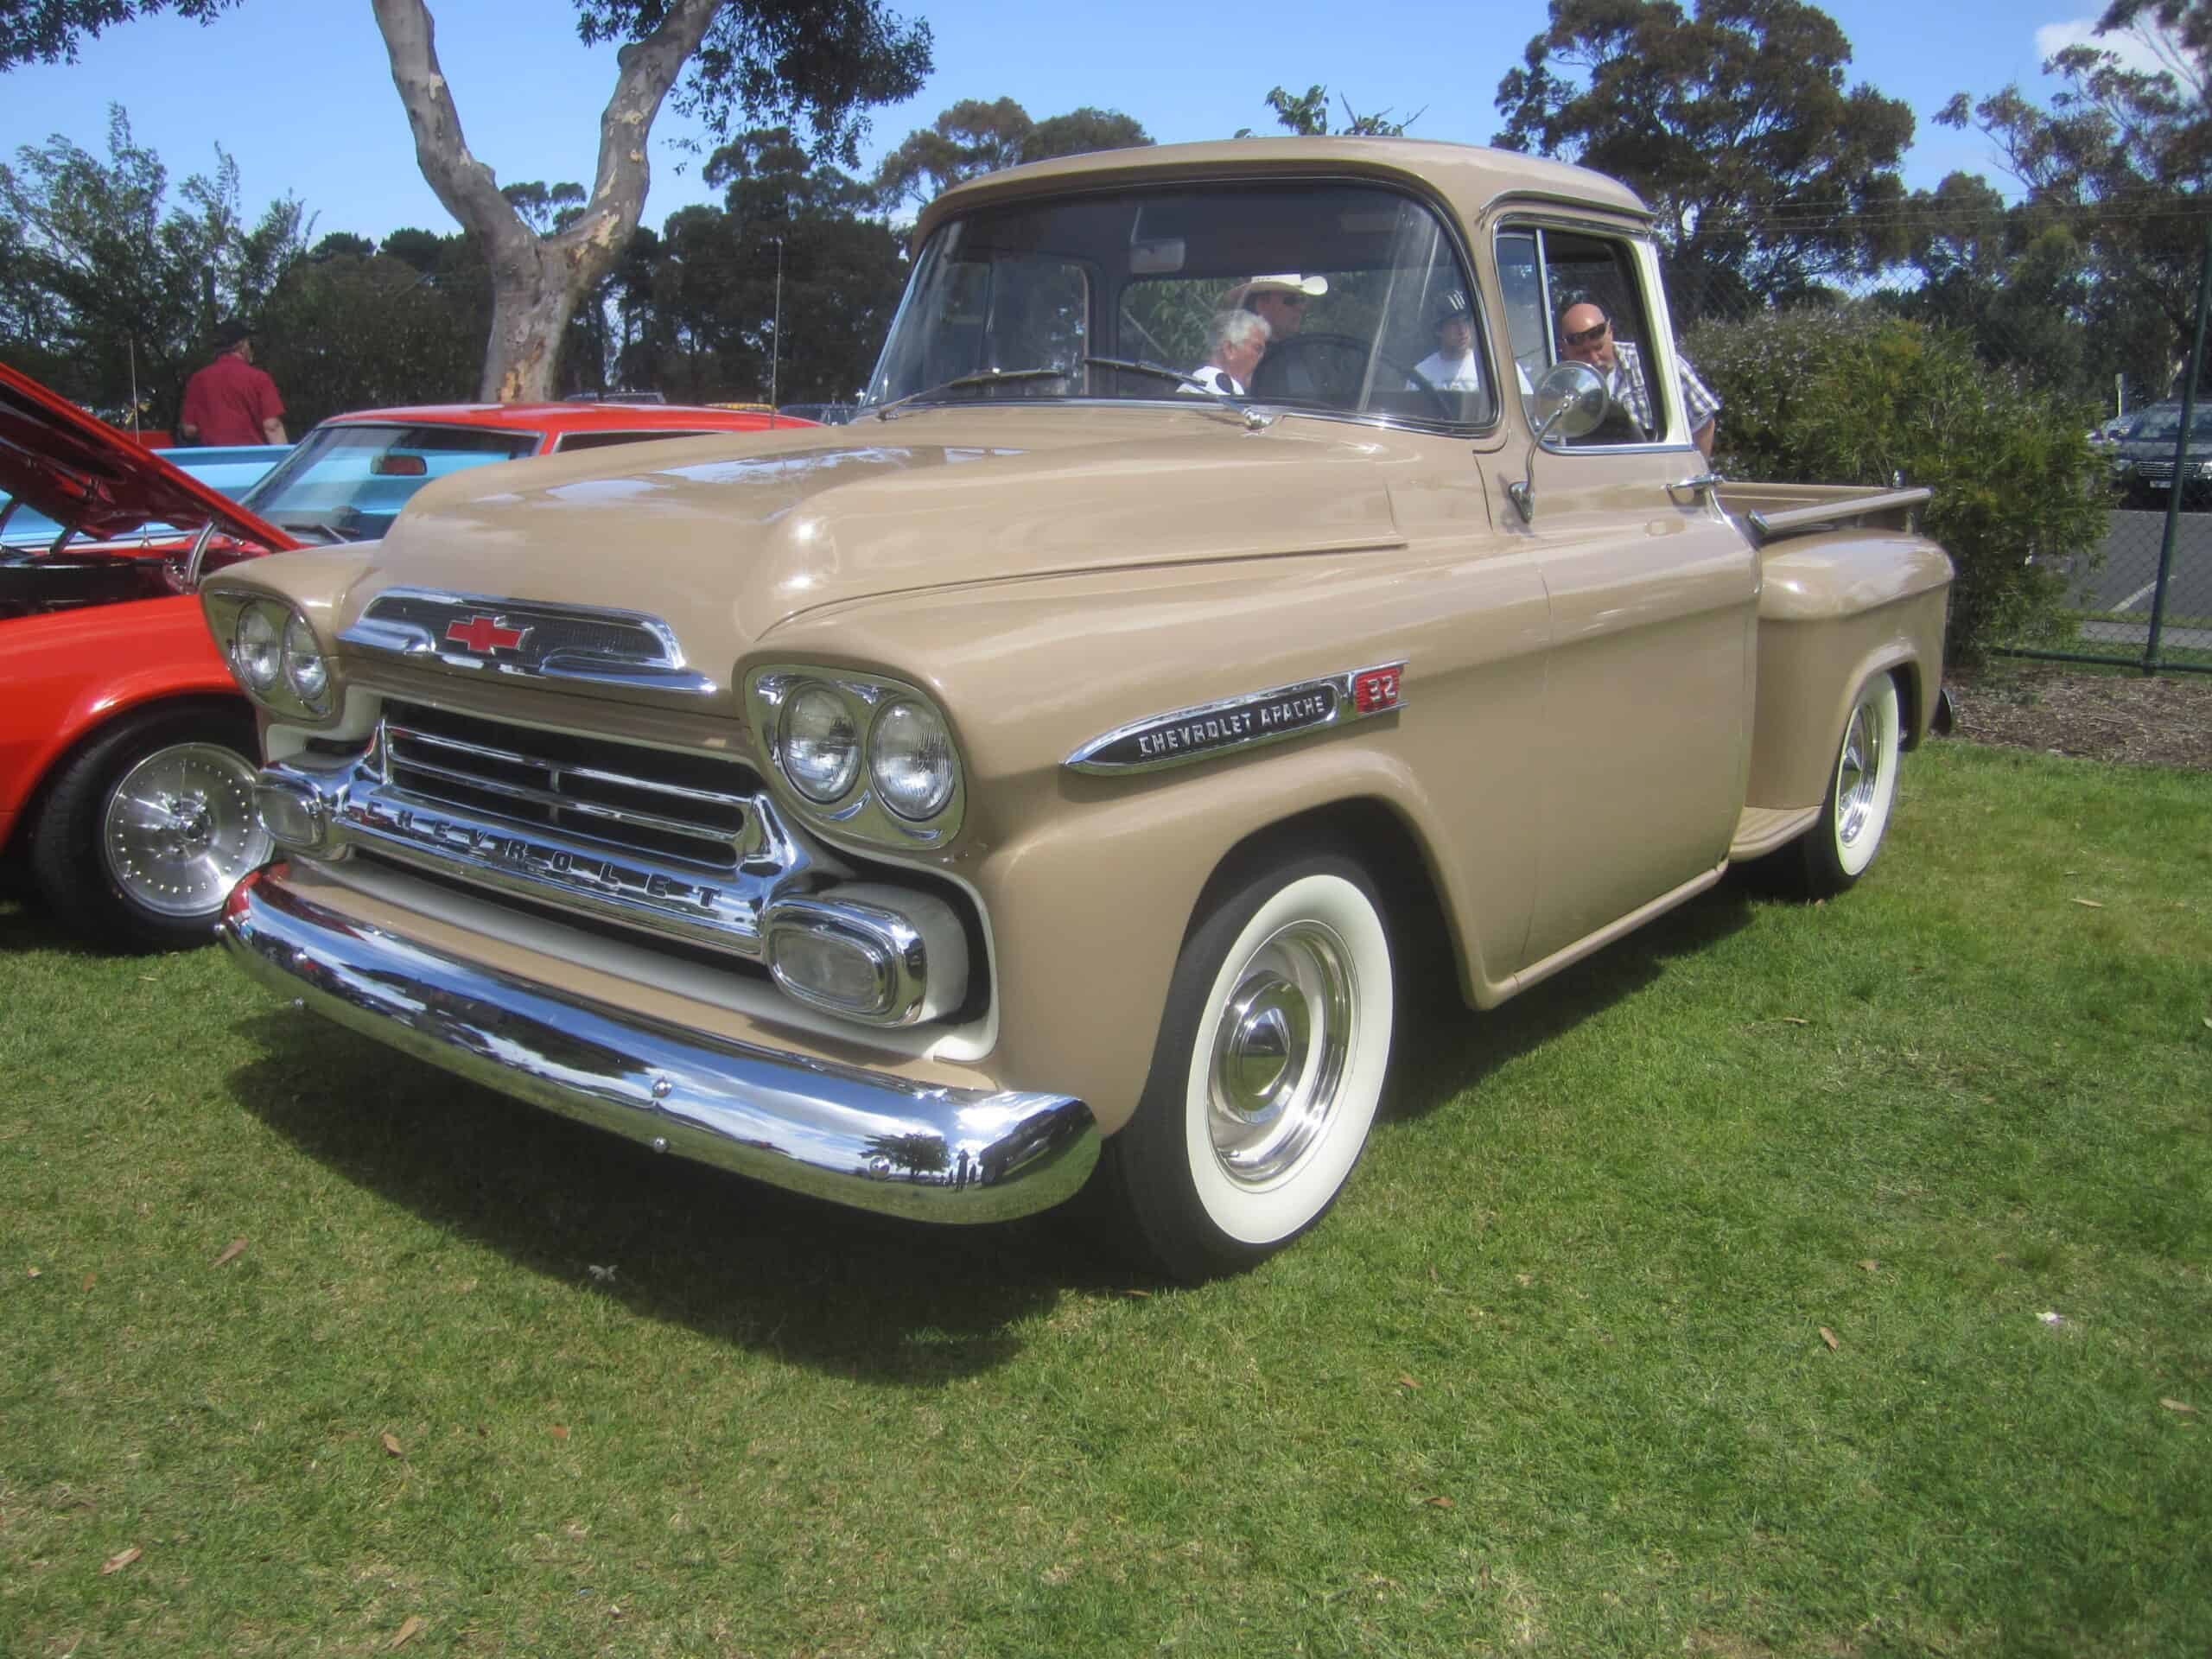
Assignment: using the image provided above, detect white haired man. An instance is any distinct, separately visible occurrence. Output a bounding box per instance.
[1183,309,1272,397]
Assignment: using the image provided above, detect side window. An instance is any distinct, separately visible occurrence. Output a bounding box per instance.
[554,429,712,453]
[1497,226,1672,447]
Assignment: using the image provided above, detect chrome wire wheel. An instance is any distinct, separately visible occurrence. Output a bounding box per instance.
[1205,918,1357,1186]
[100,741,270,919]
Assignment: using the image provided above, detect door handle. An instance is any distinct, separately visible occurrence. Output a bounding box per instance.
[1666,471,1725,500]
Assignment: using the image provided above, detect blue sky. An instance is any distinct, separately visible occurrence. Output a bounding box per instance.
[0,0,2120,245]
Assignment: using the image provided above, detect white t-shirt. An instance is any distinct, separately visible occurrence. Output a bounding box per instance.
[1410,349,1484,392]
[1180,365,1244,397]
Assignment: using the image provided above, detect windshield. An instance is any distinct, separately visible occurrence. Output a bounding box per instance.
[864,181,1492,427]
[240,422,536,543]
[2,443,288,551]
[2125,407,2212,442]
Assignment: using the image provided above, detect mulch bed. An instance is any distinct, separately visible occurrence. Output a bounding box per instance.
[1943,663,2212,772]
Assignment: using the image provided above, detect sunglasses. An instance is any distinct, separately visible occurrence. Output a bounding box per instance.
[1563,318,1610,347]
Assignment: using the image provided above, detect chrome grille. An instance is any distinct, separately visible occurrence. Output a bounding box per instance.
[380,702,759,870]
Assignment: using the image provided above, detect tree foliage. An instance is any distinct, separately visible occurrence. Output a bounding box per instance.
[1240,85,1420,138]
[872,99,1151,212]
[1493,0,1914,313]
[0,103,307,427]
[1686,307,2107,663]
[1936,0,2211,400]
[0,0,243,68]
[4,1,932,404]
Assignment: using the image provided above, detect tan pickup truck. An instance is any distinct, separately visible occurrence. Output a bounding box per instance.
[200,138,1951,1279]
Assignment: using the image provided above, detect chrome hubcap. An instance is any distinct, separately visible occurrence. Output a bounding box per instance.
[1835,696,1885,848]
[103,743,271,918]
[1207,920,1355,1185]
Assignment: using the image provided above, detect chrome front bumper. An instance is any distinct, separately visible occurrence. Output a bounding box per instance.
[219,866,1100,1224]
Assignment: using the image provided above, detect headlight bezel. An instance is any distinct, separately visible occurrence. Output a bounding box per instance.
[205,590,340,722]
[747,666,966,848]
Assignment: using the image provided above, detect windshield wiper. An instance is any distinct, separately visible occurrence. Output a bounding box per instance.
[1080,355,1222,395]
[873,365,1074,420]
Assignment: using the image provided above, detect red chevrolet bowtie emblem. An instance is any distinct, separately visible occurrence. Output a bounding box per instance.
[444,614,529,653]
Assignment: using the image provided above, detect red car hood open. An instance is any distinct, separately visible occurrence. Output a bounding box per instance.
[0,360,296,550]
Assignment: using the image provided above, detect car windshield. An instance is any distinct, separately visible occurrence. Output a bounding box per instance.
[2125,407,2212,442]
[863,181,1491,427]
[240,422,536,543]
[2,443,288,551]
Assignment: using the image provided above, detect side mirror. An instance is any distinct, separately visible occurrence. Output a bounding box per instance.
[1506,360,1608,524]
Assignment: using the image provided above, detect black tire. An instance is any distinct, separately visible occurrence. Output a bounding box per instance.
[1761,672,1903,899]
[1099,851,1395,1281]
[27,703,270,950]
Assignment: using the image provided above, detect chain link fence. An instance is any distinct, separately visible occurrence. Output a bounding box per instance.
[1659,221,2212,677]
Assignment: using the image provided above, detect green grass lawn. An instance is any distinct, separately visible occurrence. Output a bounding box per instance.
[3,741,2207,1657]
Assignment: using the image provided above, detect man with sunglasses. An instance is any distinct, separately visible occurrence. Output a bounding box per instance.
[1557,298,1719,459]
[1226,274,1327,397]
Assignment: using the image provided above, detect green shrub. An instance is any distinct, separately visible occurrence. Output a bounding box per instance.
[1683,308,2108,664]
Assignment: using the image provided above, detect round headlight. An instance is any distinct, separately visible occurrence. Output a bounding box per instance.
[780,683,861,802]
[868,698,957,820]
[235,604,283,692]
[282,613,329,709]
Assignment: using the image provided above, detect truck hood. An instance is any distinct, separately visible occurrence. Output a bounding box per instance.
[352,410,1403,671]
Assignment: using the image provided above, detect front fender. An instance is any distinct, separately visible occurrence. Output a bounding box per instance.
[0,596,248,831]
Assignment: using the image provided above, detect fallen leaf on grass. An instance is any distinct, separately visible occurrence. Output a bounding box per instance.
[1857,1260,1879,1272]
[25,1266,40,1278]
[390,1616,426,1649]
[211,1238,247,1269]
[550,1424,570,1440]
[1421,1495,1455,1509]
[2162,1398,2197,1414]
[1396,1374,1421,1390]
[1777,1015,1810,1026]
[81,1273,95,1291]
[2039,1311,2067,1327]
[1123,1287,1152,1298]
[1819,1327,1840,1351]
[381,1433,404,1458]
[2071,898,2104,909]
[99,1547,141,1575]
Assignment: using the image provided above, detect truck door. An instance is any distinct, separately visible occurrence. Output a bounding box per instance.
[1492,226,1759,968]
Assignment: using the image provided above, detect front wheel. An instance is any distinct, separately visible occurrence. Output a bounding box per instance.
[1769,671,1903,899]
[28,705,271,950]
[1102,852,1395,1280]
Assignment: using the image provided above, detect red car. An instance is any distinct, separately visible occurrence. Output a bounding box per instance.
[1,372,810,949]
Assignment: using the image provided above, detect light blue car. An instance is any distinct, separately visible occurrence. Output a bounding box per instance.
[0,442,291,550]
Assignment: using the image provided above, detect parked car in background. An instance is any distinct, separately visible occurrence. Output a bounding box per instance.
[3,442,289,550]
[2107,403,2212,508]
[238,398,814,545]
[2086,412,2133,448]
[2,385,816,950]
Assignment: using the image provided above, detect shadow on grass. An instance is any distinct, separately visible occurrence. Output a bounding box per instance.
[1386,878,1759,1122]
[220,878,1764,1378]
[224,1008,1136,1382]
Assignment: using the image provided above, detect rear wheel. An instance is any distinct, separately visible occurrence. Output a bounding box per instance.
[29,705,270,950]
[1770,672,1902,899]
[1103,852,1395,1280]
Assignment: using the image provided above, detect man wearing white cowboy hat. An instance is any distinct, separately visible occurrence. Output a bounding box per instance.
[1225,274,1327,397]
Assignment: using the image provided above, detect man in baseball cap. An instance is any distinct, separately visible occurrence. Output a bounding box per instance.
[1410,289,1484,395]
[180,317,287,446]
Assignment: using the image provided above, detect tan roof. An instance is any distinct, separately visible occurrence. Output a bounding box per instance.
[918,137,1650,241]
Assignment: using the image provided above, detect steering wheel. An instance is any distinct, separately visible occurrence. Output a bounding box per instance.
[1249,332,1453,420]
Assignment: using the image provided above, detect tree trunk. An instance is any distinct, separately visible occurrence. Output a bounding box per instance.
[370,0,721,403]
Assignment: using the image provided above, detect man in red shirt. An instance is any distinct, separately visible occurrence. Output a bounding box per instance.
[180,320,287,446]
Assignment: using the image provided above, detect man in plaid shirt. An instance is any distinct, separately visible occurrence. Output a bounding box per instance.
[1558,298,1720,459]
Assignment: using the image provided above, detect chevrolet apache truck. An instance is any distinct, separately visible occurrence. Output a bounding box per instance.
[200,138,1952,1279]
